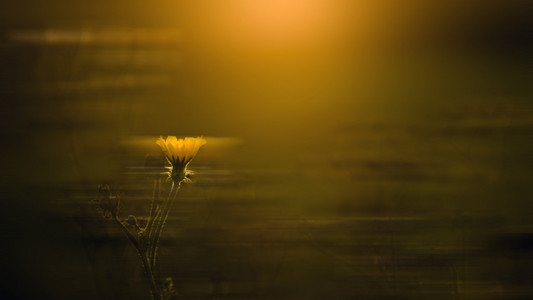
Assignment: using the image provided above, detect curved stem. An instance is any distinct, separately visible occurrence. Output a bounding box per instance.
[114,216,140,250]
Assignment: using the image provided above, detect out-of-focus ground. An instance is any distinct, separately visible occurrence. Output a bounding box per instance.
[1,1,532,299]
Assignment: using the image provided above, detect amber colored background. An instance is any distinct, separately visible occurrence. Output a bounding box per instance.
[1,1,532,299]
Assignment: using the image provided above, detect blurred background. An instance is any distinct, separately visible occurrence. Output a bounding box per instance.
[1,0,532,299]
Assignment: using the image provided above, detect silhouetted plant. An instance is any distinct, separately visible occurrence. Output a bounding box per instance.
[94,136,206,300]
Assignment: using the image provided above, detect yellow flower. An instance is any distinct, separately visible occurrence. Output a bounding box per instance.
[156,136,207,183]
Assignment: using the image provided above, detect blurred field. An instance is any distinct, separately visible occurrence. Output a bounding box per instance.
[1,1,532,299]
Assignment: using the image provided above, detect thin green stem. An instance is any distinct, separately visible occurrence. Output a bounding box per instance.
[140,252,162,300]
[114,216,140,250]
[149,182,174,263]
[150,182,180,278]
[114,216,161,300]
[154,181,175,238]
[146,180,161,240]
[149,208,162,240]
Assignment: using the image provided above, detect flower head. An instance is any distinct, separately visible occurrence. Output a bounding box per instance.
[156,136,206,183]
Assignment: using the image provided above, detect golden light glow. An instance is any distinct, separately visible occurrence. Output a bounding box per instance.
[232,0,331,40]
[185,0,352,48]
